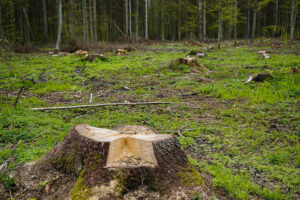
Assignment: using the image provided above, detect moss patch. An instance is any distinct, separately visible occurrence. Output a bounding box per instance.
[50,145,82,174]
[177,164,204,187]
[70,169,93,200]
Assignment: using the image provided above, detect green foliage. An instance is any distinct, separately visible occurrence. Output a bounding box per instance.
[266,149,289,165]
[178,136,195,148]
[0,173,16,191]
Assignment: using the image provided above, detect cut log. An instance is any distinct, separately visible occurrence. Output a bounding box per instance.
[12,124,214,199]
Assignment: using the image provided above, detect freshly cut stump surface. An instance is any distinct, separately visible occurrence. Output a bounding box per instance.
[11,124,215,200]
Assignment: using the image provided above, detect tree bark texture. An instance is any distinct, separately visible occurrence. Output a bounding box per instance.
[178,0,181,40]
[89,0,94,41]
[217,0,222,49]
[203,0,206,40]
[136,0,139,42]
[247,0,251,39]
[290,0,295,40]
[129,0,132,38]
[250,0,257,49]
[161,0,164,41]
[234,0,238,45]
[125,0,129,37]
[56,0,62,51]
[0,0,2,37]
[145,0,148,39]
[83,0,88,42]
[68,0,74,38]
[198,0,203,41]
[42,0,48,43]
[93,0,97,41]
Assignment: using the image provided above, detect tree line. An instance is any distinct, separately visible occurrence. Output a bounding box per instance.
[0,0,299,50]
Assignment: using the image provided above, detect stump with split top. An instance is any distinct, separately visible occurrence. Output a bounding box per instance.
[13,124,214,200]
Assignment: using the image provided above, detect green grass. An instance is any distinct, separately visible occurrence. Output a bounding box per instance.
[0,42,299,199]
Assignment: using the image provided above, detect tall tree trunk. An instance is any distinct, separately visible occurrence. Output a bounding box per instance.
[290,0,295,40]
[22,7,33,43]
[217,0,222,49]
[93,0,97,41]
[155,0,158,39]
[234,0,238,45]
[198,0,202,41]
[203,0,206,41]
[178,0,181,40]
[83,0,88,42]
[125,0,129,37]
[136,0,139,42]
[228,1,233,39]
[145,0,148,39]
[89,0,94,41]
[0,0,2,38]
[161,0,164,41]
[250,0,257,49]
[247,0,251,39]
[68,0,74,39]
[129,0,132,38]
[275,0,278,30]
[56,0,62,51]
[42,0,48,43]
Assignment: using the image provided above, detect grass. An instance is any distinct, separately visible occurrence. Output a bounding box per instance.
[0,42,299,199]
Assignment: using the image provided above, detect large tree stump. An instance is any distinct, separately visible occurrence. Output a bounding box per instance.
[12,125,214,200]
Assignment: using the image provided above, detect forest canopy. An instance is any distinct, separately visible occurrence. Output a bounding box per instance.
[0,0,299,46]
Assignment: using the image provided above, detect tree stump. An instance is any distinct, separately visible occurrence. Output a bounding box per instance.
[116,49,127,56]
[12,125,214,200]
[74,50,88,58]
[84,54,107,62]
[178,57,197,66]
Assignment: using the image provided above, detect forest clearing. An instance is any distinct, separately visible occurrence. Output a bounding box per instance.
[0,0,300,199]
[0,41,299,200]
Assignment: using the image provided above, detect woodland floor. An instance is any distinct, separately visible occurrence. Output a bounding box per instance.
[0,40,299,200]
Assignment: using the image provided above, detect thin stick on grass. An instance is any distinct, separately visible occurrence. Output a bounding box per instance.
[14,86,25,109]
[30,102,173,111]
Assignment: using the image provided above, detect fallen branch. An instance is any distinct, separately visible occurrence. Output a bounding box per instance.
[111,20,127,38]
[30,102,173,111]
[14,86,25,108]
[164,129,196,134]
[178,92,198,96]
[0,141,21,174]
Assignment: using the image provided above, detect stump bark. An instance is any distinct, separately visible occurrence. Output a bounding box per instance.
[12,125,214,200]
